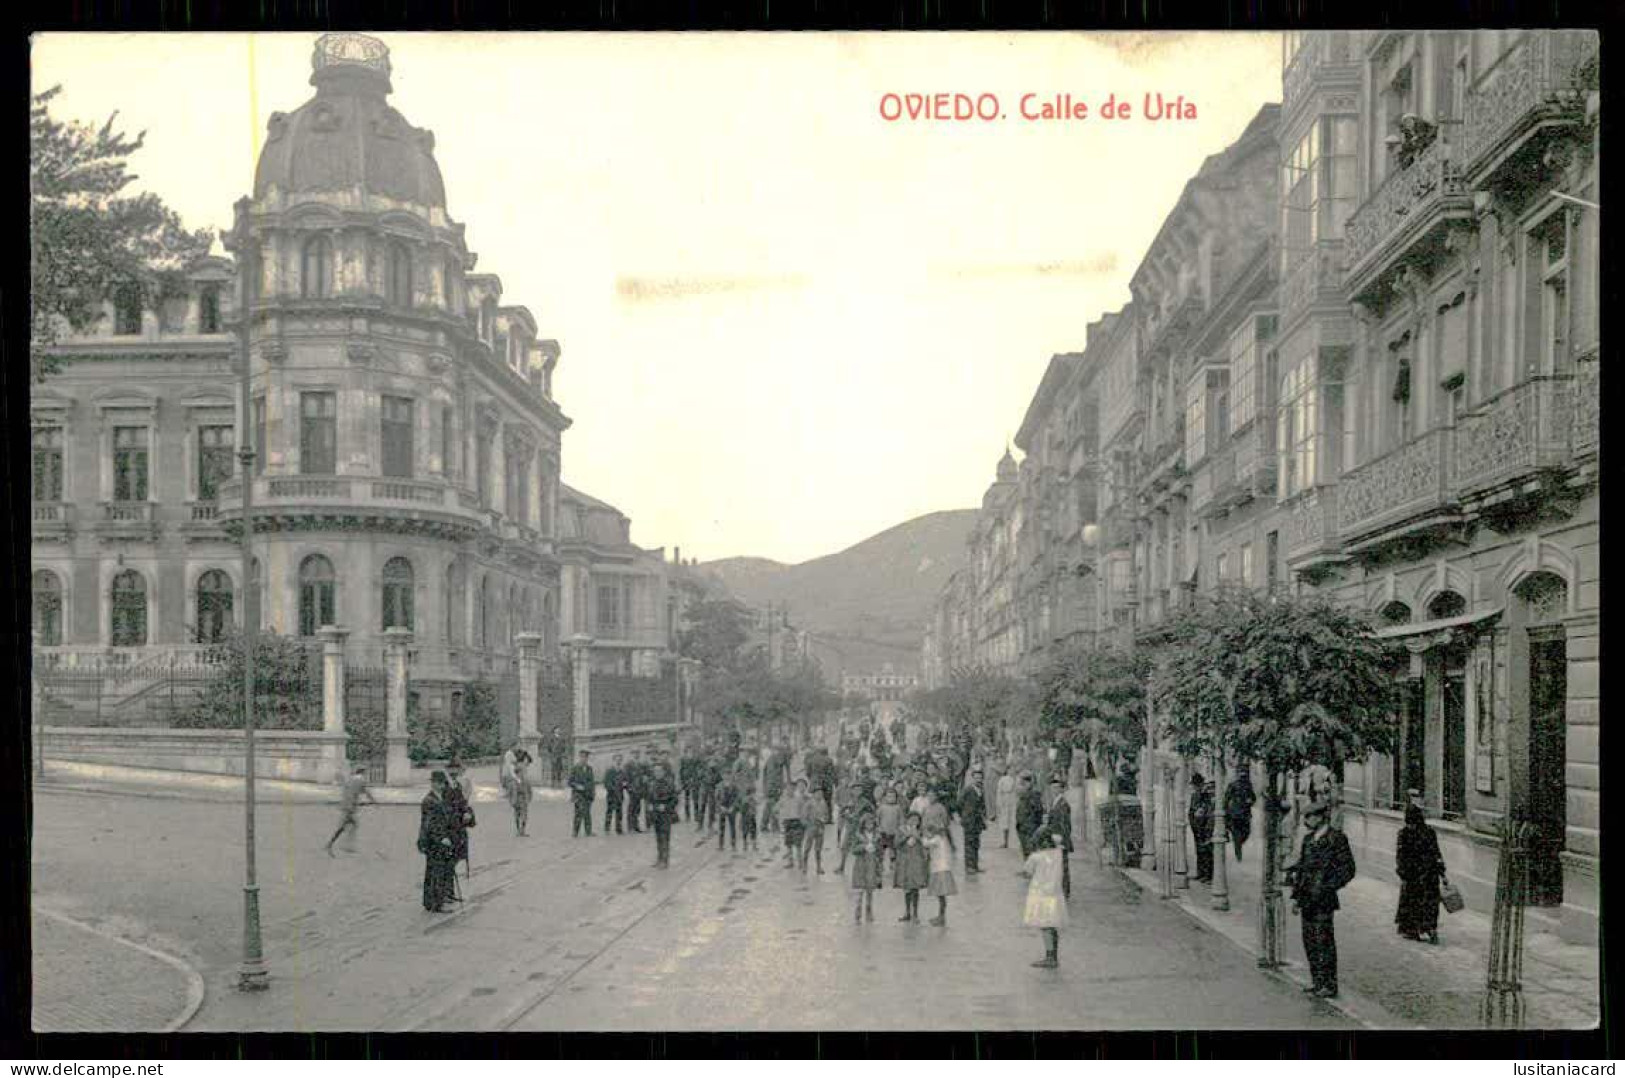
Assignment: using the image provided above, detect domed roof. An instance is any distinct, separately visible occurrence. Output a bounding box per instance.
[253,34,447,209]
[996,447,1017,483]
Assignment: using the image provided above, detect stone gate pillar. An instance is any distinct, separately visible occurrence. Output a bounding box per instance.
[567,634,594,743]
[515,632,543,760]
[384,627,414,785]
[318,625,349,784]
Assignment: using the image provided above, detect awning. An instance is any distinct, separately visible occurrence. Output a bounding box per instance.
[1375,607,1504,641]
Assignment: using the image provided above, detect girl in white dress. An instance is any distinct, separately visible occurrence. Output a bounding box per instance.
[1024,826,1069,968]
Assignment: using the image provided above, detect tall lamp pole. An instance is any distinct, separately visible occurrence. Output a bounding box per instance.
[236,261,268,993]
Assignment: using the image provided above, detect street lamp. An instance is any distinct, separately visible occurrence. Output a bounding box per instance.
[234,245,267,993]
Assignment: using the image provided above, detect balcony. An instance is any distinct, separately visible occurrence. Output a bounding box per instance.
[98,501,159,541]
[1281,240,1346,320]
[1139,418,1187,498]
[180,500,229,542]
[1343,139,1472,304]
[1571,355,1599,461]
[1233,420,1278,501]
[1338,427,1461,549]
[1460,30,1596,188]
[215,476,487,540]
[1452,376,1575,503]
[32,501,74,542]
[1190,443,1233,519]
[1282,486,1345,575]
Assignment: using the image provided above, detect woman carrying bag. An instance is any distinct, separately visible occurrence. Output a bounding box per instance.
[1394,802,1448,944]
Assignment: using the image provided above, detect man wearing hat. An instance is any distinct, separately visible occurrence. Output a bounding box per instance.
[1188,772,1215,884]
[1286,798,1357,998]
[568,748,596,837]
[959,765,988,875]
[1044,776,1075,899]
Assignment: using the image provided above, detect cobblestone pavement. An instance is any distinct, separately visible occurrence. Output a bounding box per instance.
[1118,833,1598,1029]
[32,908,201,1032]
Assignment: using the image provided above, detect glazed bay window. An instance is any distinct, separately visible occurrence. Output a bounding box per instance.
[380,395,414,478]
[1184,376,1207,466]
[1277,353,1318,499]
[32,426,63,502]
[300,392,337,475]
[112,427,149,502]
[1281,117,1357,258]
[1228,313,1277,432]
[196,424,235,501]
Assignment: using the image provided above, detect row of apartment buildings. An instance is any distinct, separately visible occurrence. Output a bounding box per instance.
[30,35,691,724]
[922,30,1599,944]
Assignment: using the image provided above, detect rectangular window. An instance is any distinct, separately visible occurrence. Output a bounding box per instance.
[596,582,621,637]
[1541,216,1570,376]
[381,395,414,478]
[197,424,235,501]
[112,426,149,501]
[1240,542,1254,587]
[1185,375,1207,465]
[1278,352,1319,498]
[32,426,64,502]
[1217,551,1231,583]
[300,392,337,475]
[200,284,222,333]
[252,397,267,476]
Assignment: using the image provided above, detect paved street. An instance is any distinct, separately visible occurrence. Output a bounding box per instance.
[33,783,1353,1031]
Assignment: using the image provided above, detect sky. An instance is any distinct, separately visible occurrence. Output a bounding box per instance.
[32,31,1284,565]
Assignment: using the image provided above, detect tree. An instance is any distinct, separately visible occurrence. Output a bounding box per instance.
[677,597,751,673]
[31,86,214,382]
[1153,586,1400,963]
[1036,644,1148,777]
[175,630,322,731]
[913,663,1028,736]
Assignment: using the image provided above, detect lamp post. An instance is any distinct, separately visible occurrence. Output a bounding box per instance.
[235,258,267,993]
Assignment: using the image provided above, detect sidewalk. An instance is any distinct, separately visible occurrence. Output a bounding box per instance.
[1115,832,1598,1029]
[32,907,204,1032]
[35,759,569,805]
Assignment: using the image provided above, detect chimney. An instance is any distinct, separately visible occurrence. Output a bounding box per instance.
[674,546,681,565]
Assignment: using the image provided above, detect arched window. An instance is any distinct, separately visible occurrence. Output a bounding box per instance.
[474,574,489,649]
[301,235,333,299]
[386,241,413,308]
[195,570,234,644]
[110,570,148,647]
[1427,591,1467,620]
[1379,601,1412,627]
[32,570,62,646]
[382,557,414,631]
[113,282,143,335]
[298,554,337,637]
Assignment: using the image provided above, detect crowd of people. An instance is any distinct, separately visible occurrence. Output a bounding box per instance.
[375,712,1456,992]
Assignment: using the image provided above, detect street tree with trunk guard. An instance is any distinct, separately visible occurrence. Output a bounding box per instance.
[1152,586,1399,964]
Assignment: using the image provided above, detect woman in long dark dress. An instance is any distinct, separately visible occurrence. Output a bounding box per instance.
[1394,803,1447,942]
[418,771,460,912]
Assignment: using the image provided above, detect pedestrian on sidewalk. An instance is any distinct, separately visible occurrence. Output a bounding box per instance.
[1394,802,1447,944]
[716,774,740,851]
[835,771,861,873]
[894,813,929,921]
[924,819,957,926]
[678,746,697,823]
[446,759,476,877]
[1024,825,1069,969]
[1188,773,1215,884]
[627,748,648,834]
[803,787,830,874]
[649,757,679,869]
[740,778,760,852]
[1044,777,1074,899]
[509,751,534,837]
[500,743,519,803]
[1224,768,1256,861]
[546,728,567,787]
[960,767,988,876]
[569,749,596,837]
[877,786,902,872]
[997,768,1018,849]
[782,778,810,868]
[603,753,626,835]
[326,765,376,856]
[1286,798,1357,999]
[849,812,882,923]
[417,771,460,913]
[1016,772,1044,865]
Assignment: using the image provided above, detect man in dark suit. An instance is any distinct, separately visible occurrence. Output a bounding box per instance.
[569,749,595,837]
[1016,772,1045,863]
[602,753,626,835]
[959,767,988,875]
[648,756,680,868]
[1188,772,1215,883]
[1045,777,1074,898]
[626,748,648,833]
[1287,799,1358,998]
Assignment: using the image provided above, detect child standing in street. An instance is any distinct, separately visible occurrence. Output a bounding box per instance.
[849,812,882,922]
[893,813,929,922]
[924,820,957,927]
[802,789,830,874]
[877,787,902,874]
[740,780,760,852]
[1024,826,1069,968]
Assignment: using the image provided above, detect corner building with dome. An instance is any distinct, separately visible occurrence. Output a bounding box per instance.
[32,35,580,716]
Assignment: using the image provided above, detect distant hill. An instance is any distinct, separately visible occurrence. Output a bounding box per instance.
[699,509,978,677]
